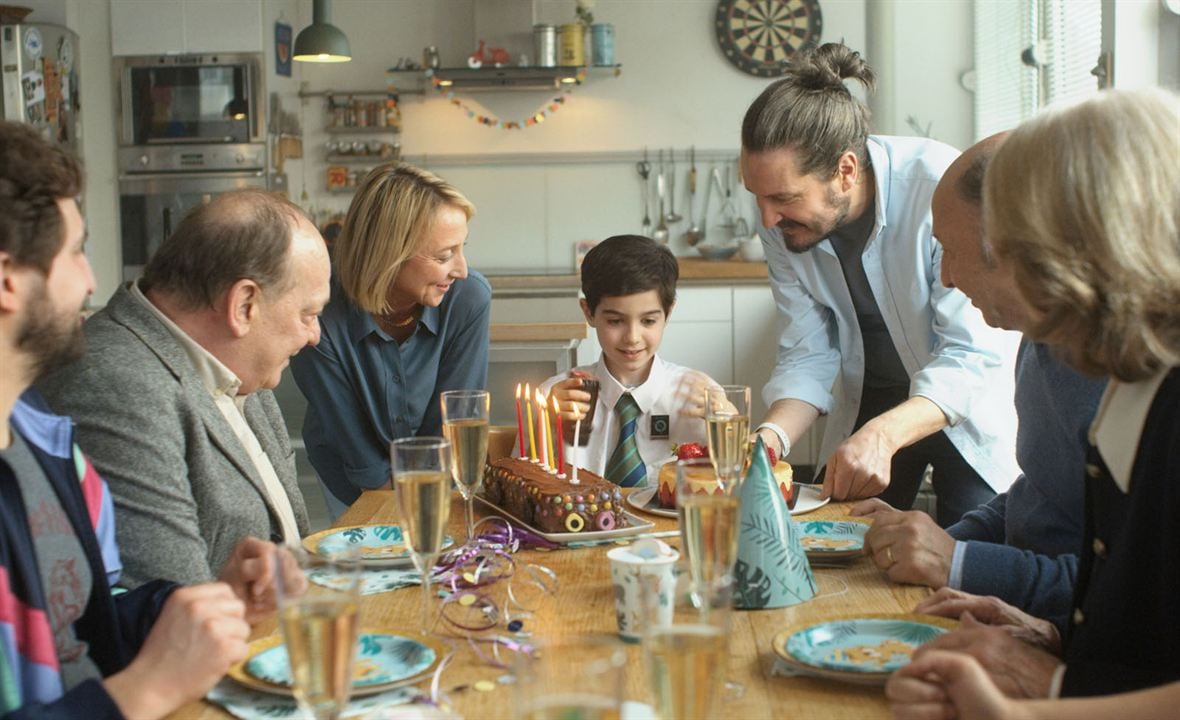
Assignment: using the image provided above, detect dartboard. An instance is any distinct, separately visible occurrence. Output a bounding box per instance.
[715,0,823,78]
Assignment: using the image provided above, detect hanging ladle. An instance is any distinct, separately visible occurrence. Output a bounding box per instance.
[684,146,705,246]
[637,147,652,236]
[664,147,682,224]
[652,149,670,244]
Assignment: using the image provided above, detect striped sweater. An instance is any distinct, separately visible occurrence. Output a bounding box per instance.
[1,391,175,719]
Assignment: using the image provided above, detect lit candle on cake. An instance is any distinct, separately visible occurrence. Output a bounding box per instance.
[535,388,550,469]
[551,394,565,477]
[544,393,557,472]
[525,383,537,462]
[569,401,581,485]
[514,383,526,458]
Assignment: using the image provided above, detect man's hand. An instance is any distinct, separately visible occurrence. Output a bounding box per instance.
[104,583,250,720]
[549,372,596,421]
[916,587,1062,653]
[911,612,1061,699]
[822,423,897,500]
[857,502,955,588]
[887,649,1029,720]
[218,536,282,624]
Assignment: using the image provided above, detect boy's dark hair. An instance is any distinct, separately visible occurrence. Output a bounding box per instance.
[0,121,84,274]
[580,235,678,314]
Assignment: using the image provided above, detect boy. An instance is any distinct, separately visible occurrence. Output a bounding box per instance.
[542,235,720,486]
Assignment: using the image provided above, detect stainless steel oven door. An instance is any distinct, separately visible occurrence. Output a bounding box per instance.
[118,170,267,281]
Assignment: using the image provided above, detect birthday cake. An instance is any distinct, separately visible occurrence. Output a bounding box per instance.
[656,444,795,509]
[483,457,628,534]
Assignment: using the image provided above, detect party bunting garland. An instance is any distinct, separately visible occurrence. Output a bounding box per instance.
[427,68,588,129]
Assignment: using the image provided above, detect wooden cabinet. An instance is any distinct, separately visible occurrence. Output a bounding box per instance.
[111,0,261,56]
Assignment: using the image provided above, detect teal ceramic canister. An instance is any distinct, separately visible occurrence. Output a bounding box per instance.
[591,23,615,66]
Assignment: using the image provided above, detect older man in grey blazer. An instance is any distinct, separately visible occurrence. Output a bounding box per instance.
[40,190,331,588]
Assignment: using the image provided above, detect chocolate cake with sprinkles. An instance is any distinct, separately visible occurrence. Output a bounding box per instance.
[482,457,628,534]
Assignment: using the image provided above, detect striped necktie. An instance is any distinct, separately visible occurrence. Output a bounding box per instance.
[605,393,646,487]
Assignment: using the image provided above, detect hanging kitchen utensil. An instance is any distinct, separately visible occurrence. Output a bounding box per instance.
[653,149,670,243]
[715,164,738,240]
[733,157,751,238]
[684,146,704,246]
[638,148,652,236]
[665,147,682,224]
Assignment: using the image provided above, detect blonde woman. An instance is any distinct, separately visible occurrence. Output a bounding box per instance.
[887,87,1180,714]
[291,163,490,518]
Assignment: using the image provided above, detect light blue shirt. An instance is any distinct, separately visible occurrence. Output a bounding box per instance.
[759,135,1021,492]
[290,271,491,506]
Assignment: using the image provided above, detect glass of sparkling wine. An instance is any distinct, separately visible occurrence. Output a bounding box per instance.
[440,390,490,546]
[705,385,752,488]
[391,437,453,634]
[513,636,626,720]
[675,457,742,612]
[274,546,362,720]
[643,571,730,720]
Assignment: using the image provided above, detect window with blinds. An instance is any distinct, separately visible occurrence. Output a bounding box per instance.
[973,0,1103,140]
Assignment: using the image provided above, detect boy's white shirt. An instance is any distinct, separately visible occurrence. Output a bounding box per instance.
[537,354,715,486]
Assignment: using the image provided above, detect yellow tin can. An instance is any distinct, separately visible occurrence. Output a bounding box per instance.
[559,23,585,67]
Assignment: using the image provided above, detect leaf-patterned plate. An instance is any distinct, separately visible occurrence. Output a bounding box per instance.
[303,525,455,567]
[794,520,869,561]
[228,632,445,697]
[771,614,957,684]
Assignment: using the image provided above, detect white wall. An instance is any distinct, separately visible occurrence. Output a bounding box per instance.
[866,0,974,150]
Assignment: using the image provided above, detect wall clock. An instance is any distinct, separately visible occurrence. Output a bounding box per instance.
[715,0,823,78]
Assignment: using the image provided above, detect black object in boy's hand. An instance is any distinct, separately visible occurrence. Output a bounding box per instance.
[563,374,600,447]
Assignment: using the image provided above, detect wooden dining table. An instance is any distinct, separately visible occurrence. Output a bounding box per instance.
[171,490,933,720]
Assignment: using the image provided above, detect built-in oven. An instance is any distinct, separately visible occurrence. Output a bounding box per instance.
[118,145,267,281]
[114,53,268,281]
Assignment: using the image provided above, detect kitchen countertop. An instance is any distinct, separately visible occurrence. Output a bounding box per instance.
[485,256,769,291]
[490,321,586,343]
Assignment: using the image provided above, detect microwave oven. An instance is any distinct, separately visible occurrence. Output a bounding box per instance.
[114,53,263,147]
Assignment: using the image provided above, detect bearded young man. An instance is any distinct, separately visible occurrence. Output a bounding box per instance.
[741,43,1021,526]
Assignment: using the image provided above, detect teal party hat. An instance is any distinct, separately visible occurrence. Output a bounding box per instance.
[733,437,816,609]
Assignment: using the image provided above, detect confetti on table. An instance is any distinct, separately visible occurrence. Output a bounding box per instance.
[474,680,496,692]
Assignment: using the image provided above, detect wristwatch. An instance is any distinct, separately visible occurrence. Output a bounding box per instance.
[755,422,791,458]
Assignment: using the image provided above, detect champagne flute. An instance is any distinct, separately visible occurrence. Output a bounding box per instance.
[391,437,453,633]
[643,570,729,720]
[675,456,746,700]
[274,547,362,720]
[514,636,626,720]
[675,457,741,611]
[440,390,490,546]
[705,385,751,487]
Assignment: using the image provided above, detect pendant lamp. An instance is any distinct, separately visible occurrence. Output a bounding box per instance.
[294,0,351,63]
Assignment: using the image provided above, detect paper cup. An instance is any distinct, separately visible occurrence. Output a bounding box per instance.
[607,538,679,642]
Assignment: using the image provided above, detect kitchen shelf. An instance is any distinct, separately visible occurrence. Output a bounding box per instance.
[388,64,622,92]
[324,125,401,134]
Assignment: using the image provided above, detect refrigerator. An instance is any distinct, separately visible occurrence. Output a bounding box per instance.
[0,22,82,154]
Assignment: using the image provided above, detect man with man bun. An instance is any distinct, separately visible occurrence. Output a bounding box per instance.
[742,43,1020,525]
